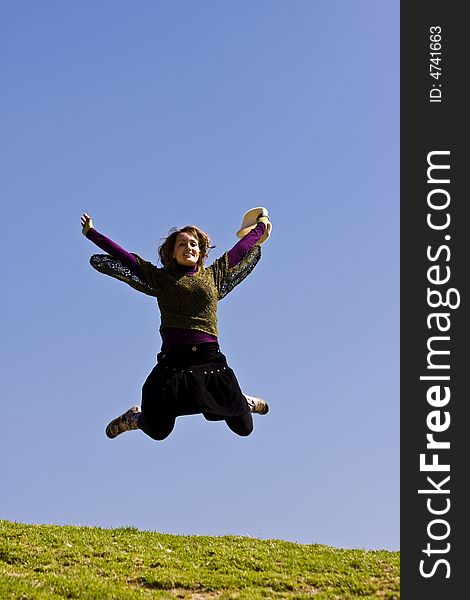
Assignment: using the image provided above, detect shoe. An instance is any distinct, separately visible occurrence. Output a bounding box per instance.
[245,394,269,415]
[105,406,141,439]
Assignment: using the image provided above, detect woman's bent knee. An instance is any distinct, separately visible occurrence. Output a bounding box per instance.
[225,414,253,436]
[139,413,175,441]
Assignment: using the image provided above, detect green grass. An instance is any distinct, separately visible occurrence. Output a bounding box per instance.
[0,520,399,599]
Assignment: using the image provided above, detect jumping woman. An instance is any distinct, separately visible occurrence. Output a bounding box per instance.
[80,208,272,441]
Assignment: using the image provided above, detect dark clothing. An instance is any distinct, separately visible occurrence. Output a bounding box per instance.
[223,413,253,437]
[139,409,253,441]
[138,342,252,440]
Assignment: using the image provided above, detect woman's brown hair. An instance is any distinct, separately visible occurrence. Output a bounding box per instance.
[158,225,213,269]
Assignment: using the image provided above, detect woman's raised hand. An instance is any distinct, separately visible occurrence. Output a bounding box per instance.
[256,208,270,225]
[81,213,94,236]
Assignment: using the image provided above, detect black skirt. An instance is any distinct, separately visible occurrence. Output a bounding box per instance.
[141,343,250,421]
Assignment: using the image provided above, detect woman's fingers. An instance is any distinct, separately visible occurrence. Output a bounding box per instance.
[81,213,93,235]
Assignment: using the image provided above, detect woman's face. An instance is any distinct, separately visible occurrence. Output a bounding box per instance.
[173,232,200,267]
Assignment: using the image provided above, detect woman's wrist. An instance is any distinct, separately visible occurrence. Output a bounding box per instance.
[256,215,270,227]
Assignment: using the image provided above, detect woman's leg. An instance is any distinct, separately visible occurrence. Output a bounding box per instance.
[225,412,253,437]
[138,412,176,441]
[140,364,176,441]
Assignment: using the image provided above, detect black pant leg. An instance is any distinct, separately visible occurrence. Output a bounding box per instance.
[225,412,253,437]
[139,412,176,441]
[140,364,176,441]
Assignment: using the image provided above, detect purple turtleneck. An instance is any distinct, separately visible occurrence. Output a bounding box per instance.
[86,222,266,347]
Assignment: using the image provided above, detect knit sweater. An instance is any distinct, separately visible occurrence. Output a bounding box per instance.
[136,252,230,337]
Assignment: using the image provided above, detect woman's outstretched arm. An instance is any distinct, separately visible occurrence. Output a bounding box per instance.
[227,219,268,268]
[80,213,144,278]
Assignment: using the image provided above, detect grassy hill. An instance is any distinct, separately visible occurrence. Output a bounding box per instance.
[0,520,399,599]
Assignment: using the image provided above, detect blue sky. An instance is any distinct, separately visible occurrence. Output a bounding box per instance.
[0,0,399,550]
